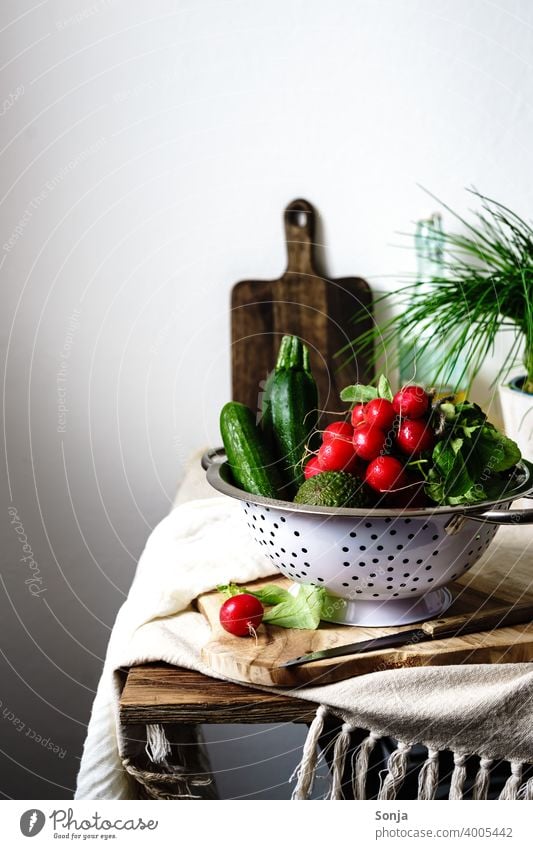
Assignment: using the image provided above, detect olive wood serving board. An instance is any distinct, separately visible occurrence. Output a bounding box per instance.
[231,199,373,425]
[198,552,533,687]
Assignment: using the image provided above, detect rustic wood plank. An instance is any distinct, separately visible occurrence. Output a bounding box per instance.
[119,663,318,725]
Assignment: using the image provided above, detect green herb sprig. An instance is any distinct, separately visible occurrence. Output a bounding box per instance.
[339,189,533,394]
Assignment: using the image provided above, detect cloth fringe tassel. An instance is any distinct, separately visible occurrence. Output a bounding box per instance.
[292,714,533,801]
[328,723,355,799]
[417,748,439,800]
[448,752,468,799]
[353,731,381,800]
[499,761,523,800]
[145,724,171,764]
[518,777,533,800]
[291,705,328,799]
[378,741,411,800]
[472,758,493,800]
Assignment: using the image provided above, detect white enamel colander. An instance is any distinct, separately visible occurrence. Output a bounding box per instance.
[203,450,533,626]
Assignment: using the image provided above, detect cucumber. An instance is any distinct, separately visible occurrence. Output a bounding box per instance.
[220,401,283,498]
[263,335,318,488]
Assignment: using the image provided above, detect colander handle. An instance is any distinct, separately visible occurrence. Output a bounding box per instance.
[201,447,226,470]
[467,494,533,525]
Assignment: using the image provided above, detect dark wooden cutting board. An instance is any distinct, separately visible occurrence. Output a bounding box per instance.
[231,199,373,424]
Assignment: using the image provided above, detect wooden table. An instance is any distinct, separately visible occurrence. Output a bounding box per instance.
[119,663,320,800]
[119,663,318,726]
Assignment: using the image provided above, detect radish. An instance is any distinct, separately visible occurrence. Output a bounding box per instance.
[322,420,354,443]
[396,418,435,457]
[350,404,366,427]
[365,456,408,493]
[219,594,264,637]
[392,385,429,419]
[352,424,387,461]
[365,398,396,431]
[318,437,360,474]
[304,455,324,479]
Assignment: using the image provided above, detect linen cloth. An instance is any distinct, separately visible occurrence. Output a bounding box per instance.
[75,456,533,800]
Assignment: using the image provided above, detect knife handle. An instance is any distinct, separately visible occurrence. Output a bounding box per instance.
[421,601,533,639]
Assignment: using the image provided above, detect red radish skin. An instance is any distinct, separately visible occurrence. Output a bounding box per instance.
[392,385,429,419]
[219,594,264,637]
[318,438,360,474]
[322,421,354,443]
[350,404,367,427]
[365,398,396,431]
[304,455,324,479]
[352,424,387,461]
[396,418,435,457]
[365,456,408,493]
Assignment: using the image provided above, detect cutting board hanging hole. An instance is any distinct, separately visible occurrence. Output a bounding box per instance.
[284,199,317,275]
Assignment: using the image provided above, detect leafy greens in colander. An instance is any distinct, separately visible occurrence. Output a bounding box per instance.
[422,401,521,505]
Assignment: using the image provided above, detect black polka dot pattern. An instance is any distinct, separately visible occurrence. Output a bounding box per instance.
[240,502,505,601]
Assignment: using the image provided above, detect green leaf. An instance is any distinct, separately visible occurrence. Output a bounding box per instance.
[262,584,326,629]
[425,479,446,503]
[246,585,292,605]
[482,472,518,501]
[488,430,521,471]
[461,423,482,438]
[425,473,485,505]
[432,436,462,473]
[423,395,521,506]
[468,427,521,474]
[217,583,291,605]
[217,582,243,597]
[445,485,487,506]
[439,402,457,421]
[431,438,473,498]
[377,374,393,401]
[340,384,378,403]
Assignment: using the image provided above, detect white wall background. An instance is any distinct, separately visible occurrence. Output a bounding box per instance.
[1,0,533,798]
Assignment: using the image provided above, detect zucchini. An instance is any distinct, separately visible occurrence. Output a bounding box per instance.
[220,401,283,498]
[263,335,318,488]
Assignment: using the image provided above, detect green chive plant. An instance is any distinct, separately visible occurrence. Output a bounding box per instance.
[343,190,533,395]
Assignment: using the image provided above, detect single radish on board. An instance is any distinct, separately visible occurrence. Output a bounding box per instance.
[396,418,435,457]
[322,420,354,443]
[365,398,396,431]
[392,385,429,419]
[350,404,367,427]
[219,594,264,637]
[352,424,387,461]
[304,455,324,479]
[318,437,360,474]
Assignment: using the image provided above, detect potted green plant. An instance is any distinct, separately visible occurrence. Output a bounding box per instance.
[345,190,533,457]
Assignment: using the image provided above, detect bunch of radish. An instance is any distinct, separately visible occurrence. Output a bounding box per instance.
[305,384,435,505]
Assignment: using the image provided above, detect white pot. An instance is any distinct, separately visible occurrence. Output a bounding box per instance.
[498,376,533,461]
